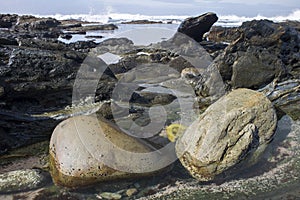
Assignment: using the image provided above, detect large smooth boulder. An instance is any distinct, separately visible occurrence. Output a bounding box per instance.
[176,88,277,181]
[178,12,218,42]
[49,115,164,187]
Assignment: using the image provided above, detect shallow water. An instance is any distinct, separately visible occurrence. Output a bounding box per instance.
[59,23,179,44]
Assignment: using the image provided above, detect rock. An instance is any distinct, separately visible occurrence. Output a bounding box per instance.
[31,18,61,30]
[126,188,138,197]
[15,15,60,31]
[231,47,284,88]
[0,14,18,28]
[0,38,116,152]
[85,35,104,39]
[121,20,163,24]
[178,12,218,42]
[18,38,68,50]
[209,20,300,89]
[68,40,98,50]
[168,56,194,73]
[49,115,163,187]
[91,38,135,58]
[97,192,122,200]
[206,26,237,43]
[176,88,277,181]
[260,79,300,120]
[0,169,49,193]
[130,91,177,106]
[58,21,82,29]
[66,24,118,32]
[0,86,4,97]
[63,30,86,35]
[60,34,72,40]
[0,47,84,150]
[0,37,18,46]
[199,40,228,58]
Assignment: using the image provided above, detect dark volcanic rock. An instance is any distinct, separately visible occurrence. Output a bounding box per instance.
[0,47,85,151]
[178,12,218,42]
[14,15,61,31]
[197,20,300,120]
[66,24,118,32]
[0,37,18,46]
[231,47,285,88]
[206,20,300,89]
[0,14,18,28]
[0,14,121,152]
[121,20,163,24]
[68,40,98,51]
[60,34,72,40]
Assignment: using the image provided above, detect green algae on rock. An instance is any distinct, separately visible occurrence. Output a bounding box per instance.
[175,88,277,181]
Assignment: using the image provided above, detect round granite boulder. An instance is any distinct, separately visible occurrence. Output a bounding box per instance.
[49,115,166,187]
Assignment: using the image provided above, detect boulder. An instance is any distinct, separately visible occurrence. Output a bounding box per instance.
[0,40,116,152]
[0,14,18,28]
[260,79,300,120]
[66,24,118,32]
[0,37,18,46]
[176,88,277,181]
[121,20,163,24]
[31,18,61,30]
[207,20,300,89]
[49,115,163,187]
[231,47,284,88]
[178,12,218,42]
[15,15,61,31]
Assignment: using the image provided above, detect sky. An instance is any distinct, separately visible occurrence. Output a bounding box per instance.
[0,0,299,17]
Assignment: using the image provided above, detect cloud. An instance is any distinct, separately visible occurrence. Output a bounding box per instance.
[0,0,297,17]
[194,0,298,5]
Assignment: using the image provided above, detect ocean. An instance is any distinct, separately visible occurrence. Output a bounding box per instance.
[36,9,300,44]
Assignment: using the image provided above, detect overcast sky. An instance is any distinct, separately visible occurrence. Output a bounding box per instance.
[0,0,299,17]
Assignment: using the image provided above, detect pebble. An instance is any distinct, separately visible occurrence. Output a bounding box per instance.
[0,86,4,97]
[96,192,122,200]
[126,188,138,197]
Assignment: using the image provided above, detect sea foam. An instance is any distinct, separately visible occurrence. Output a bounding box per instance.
[37,9,300,27]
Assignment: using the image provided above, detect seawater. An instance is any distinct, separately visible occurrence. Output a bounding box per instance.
[39,9,300,26]
[59,23,180,44]
[41,9,300,44]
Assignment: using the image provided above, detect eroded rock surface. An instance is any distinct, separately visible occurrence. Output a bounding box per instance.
[176,88,277,181]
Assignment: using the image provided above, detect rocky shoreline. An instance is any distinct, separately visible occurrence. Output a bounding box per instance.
[0,12,300,199]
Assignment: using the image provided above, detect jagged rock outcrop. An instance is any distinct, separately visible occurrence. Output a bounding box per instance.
[178,12,218,42]
[176,89,277,181]
[206,20,300,88]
